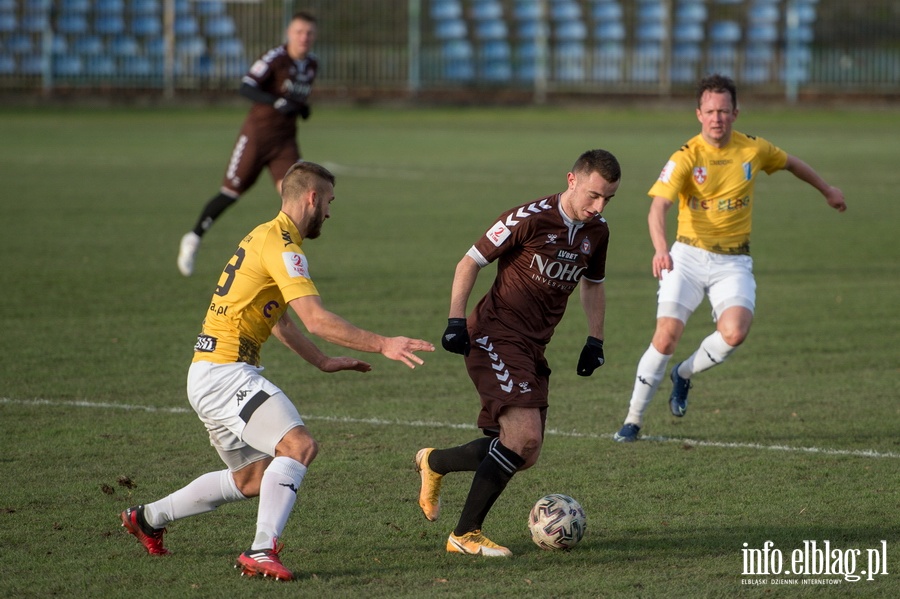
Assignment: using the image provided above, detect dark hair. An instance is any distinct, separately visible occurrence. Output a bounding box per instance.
[572,149,621,183]
[291,11,317,25]
[697,74,737,110]
[282,161,335,200]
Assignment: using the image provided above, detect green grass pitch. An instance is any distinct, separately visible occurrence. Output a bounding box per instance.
[0,104,897,598]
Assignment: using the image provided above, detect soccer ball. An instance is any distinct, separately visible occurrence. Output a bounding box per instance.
[528,493,586,550]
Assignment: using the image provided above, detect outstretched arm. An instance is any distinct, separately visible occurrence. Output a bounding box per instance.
[448,255,481,319]
[784,155,847,212]
[272,311,372,373]
[649,196,675,279]
[288,295,434,369]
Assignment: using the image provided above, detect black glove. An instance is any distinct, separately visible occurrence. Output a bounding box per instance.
[298,103,310,120]
[441,318,470,356]
[273,97,302,117]
[576,336,604,376]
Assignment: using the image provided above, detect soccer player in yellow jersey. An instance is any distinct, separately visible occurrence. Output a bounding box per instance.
[122,161,434,580]
[614,74,846,442]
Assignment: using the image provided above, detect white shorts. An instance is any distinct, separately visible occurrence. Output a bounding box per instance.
[657,242,756,323]
[186,361,305,471]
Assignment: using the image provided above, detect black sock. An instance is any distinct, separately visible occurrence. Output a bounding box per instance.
[192,192,238,237]
[428,437,493,475]
[454,439,525,536]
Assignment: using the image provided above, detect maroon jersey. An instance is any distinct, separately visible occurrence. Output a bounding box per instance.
[467,194,609,346]
[242,45,318,139]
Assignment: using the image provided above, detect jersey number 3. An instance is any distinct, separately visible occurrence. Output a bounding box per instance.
[215,247,246,297]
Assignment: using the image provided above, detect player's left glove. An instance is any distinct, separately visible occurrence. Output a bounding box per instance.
[274,97,302,117]
[298,103,310,120]
[576,336,605,376]
[441,318,470,356]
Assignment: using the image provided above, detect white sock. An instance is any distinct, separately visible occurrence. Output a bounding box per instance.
[624,344,672,427]
[678,331,737,378]
[144,469,246,528]
[251,456,308,550]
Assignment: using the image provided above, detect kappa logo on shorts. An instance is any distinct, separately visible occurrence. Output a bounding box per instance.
[475,335,514,393]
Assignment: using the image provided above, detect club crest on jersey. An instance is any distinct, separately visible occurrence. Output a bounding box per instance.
[487,221,512,247]
[693,167,707,185]
[282,252,310,279]
[580,237,591,254]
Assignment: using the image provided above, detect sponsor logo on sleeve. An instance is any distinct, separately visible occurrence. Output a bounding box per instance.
[195,334,217,353]
[282,252,310,279]
[249,59,268,78]
[486,221,512,247]
[659,160,676,183]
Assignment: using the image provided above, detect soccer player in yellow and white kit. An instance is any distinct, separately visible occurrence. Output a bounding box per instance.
[121,161,434,580]
[614,74,846,442]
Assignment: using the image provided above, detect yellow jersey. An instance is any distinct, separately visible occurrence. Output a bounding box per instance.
[648,130,787,254]
[192,211,320,366]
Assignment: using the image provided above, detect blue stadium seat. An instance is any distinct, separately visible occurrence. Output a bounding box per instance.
[95,14,126,35]
[673,22,704,43]
[132,15,161,37]
[785,23,814,43]
[475,19,507,40]
[555,19,587,41]
[513,0,541,21]
[746,43,775,64]
[0,12,16,33]
[710,20,741,43]
[20,54,44,75]
[746,23,778,43]
[121,55,154,76]
[58,13,89,35]
[442,38,473,60]
[554,40,585,81]
[636,22,666,43]
[480,39,511,61]
[591,1,623,22]
[175,15,199,37]
[481,61,512,81]
[592,41,623,82]
[517,19,548,40]
[21,13,49,32]
[431,0,461,20]
[109,34,140,56]
[176,36,206,57]
[434,18,466,40]
[130,0,160,15]
[24,0,51,10]
[204,15,236,38]
[0,0,15,10]
[594,21,625,42]
[675,1,707,23]
[748,2,779,24]
[97,0,125,13]
[0,54,15,74]
[62,0,91,13]
[51,36,67,54]
[637,1,665,22]
[472,0,503,21]
[6,33,33,54]
[551,1,581,21]
[85,55,117,76]
[53,55,83,76]
[213,37,243,58]
[444,60,474,80]
[73,35,104,56]
[145,35,164,56]
[194,1,225,16]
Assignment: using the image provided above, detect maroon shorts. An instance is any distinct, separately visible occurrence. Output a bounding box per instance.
[464,332,551,431]
[220,122,300,195]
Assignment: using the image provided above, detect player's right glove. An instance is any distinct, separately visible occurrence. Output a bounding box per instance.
[298,103,311,120]
[273,97,302,116]
[441,318,470,356]
[576,336,605,376]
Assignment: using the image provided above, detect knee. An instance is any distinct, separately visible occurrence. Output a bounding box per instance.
[717,322,750,347]
[274,426,319,466]
[516,437,543,470]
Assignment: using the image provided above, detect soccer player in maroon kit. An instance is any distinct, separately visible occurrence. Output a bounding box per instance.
[178,12,319,276]
[415,149,621,556]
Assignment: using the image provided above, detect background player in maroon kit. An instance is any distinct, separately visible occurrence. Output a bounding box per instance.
[178,12,319,276]
[415,149,621,556]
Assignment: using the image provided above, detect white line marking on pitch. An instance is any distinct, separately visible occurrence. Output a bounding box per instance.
[3,397,897,460]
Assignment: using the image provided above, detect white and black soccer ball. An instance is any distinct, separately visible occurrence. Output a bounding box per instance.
[528,493,586,550]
